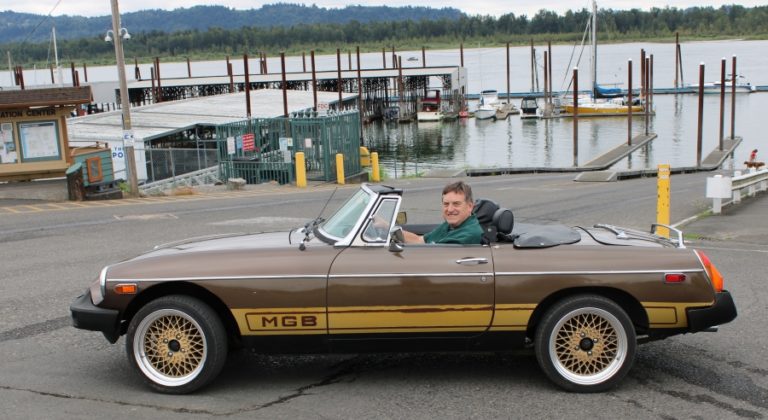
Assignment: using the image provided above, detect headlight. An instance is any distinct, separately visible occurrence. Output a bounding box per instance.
[89,266,110,305]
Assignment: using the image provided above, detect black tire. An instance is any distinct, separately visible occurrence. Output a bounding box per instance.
[126,295,228,394]
[534,295,636,393]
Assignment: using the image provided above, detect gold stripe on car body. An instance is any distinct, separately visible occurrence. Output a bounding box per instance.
[489,304,537,331]
[327,304,492,333]
[642,300,714,328]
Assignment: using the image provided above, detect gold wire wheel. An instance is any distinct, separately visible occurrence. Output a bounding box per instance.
[549,307,628,386]
[134,309,207,387]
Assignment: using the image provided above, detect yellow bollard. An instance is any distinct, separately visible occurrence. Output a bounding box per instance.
[359,146,371,167]
[656,164,670,238]
[371,152,380,182]
[295,152,307,188]
[336,153,345,185]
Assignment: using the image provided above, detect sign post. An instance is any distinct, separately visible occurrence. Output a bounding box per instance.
[657,164,671,238]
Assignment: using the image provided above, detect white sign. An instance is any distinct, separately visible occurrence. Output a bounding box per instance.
[123,130,135,147]
[227,136,235,155]
[279,137,293,151]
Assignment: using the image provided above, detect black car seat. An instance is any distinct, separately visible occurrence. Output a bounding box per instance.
[474,199,514,243]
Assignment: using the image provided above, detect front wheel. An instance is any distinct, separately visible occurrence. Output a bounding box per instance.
[534,295,636,392]
[126,295,228,394]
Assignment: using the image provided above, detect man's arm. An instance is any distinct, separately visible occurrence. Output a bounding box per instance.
[402,230,425,244]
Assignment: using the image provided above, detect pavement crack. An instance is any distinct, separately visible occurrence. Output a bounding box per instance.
[0,385,218,415]
[255,356,362,411]
[0,316,70,343]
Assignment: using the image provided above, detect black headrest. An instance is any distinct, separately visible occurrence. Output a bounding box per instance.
[473,199,499,225]
[493,208,514,234]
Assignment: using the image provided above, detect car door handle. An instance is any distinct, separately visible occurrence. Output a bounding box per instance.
[455,257,489,265]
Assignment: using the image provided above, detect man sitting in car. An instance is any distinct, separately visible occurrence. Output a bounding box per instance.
[403,180,483,244]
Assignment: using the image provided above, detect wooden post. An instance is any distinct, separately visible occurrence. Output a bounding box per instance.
[697,63,705,167]
[530,39,535,92]
[311,50,318,111]
[357,45,364,142]
[543,51,549,115]
[186,57,191,78]
[382,47,386,68]
[302,52,306,73]
[674,32,679,89]
[573,67,579,167]
[460,43,464,67]
[422,46,426,67]
[506,42,510,105]
[730,55,737,139]
[719,58,726,151]
[83,63,88,82]
[548,41,552,104]
[244,54,251,118]
[627,59,633,146]
[336,48,343,109]
[281,52,288,117]
[645,57,650,136]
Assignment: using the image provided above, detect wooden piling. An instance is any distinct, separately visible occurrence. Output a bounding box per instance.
[281,52,289,117]
[243,54,251,118]
[627,59,633,146]
[730,56,737,139]
[311,50,317,111]
[186,57,191,78]
[336,49,343,108]
[422,46,426,67]
[506,42,510,105]
[573,67,578,167]
[719,58,726,151]
[83,63,88,82]
[674,32,679,89]
[697,63,705,167]
[460,43,464,67]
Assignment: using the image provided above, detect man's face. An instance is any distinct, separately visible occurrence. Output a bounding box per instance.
[441,191,474,228]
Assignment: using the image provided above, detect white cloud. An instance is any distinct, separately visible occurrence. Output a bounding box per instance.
[0,0,764,18]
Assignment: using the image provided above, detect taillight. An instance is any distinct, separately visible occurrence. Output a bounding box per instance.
[695,250,724,292]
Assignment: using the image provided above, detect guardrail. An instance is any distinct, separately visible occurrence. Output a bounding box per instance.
[706,168,768,214]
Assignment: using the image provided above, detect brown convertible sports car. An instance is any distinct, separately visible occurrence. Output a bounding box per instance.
[71,183,737,394]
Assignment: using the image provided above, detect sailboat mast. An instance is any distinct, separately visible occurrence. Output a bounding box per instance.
[591,0,597,98]
[52,26,63,85]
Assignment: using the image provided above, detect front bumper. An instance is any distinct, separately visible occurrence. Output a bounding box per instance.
[70,290,121,343]
[687,290,737,333]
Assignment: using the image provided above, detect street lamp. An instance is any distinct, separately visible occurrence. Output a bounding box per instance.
[106,0,138,197]
[104,27,131,43]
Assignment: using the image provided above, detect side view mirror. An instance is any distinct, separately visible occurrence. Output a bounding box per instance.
[389,226,404,253]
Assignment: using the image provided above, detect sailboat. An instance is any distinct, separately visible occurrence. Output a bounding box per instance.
[563,1,645,116]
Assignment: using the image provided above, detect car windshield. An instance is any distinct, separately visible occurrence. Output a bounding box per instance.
[319,188,372,239]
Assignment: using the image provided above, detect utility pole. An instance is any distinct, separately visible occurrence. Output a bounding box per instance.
[109,0,139,197]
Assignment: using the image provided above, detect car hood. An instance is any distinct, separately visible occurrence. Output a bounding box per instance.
[135,230,306,259]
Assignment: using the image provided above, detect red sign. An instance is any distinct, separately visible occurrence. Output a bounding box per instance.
[242,133,255,152]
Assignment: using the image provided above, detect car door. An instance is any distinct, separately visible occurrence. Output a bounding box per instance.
[327,243,494,342]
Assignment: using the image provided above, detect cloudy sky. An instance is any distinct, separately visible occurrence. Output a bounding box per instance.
[2,0,765,18]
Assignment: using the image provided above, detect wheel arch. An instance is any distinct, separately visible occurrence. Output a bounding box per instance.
[526,287,649,338]
[120,282,241,347]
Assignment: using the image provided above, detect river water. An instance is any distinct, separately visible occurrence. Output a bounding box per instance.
[8,39,768,175]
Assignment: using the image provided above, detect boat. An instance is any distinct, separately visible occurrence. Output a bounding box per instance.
[474,90,498,120]
[562,1,646,116]
[696,76,756,94]
[494,100,519,120]
[520,96,540,119]
[417,89,442,122]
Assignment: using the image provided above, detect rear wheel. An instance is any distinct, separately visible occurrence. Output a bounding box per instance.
[126,295,227,394]
[534,295,636,392]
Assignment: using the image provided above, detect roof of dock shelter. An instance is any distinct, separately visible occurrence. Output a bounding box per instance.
[126,66,463,89]
[67,88,356,143]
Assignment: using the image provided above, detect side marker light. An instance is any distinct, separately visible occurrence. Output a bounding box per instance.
[114,283,138,294]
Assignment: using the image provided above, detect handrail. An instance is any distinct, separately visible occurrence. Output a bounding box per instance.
[707,168,768,214]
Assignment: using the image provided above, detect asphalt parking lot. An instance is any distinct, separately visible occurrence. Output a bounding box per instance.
[0,173,766,419]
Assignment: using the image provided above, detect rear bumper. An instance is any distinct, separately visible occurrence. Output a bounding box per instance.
[70,290,121,343]
[687,290,737,333]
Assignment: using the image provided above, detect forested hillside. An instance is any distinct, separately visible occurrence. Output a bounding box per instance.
[2,3,766,67]
[0,4,462,43]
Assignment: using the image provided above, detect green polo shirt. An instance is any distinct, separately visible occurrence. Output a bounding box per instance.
[423,214,483,245]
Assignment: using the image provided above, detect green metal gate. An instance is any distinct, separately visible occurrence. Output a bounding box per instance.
[216,111,361,184]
